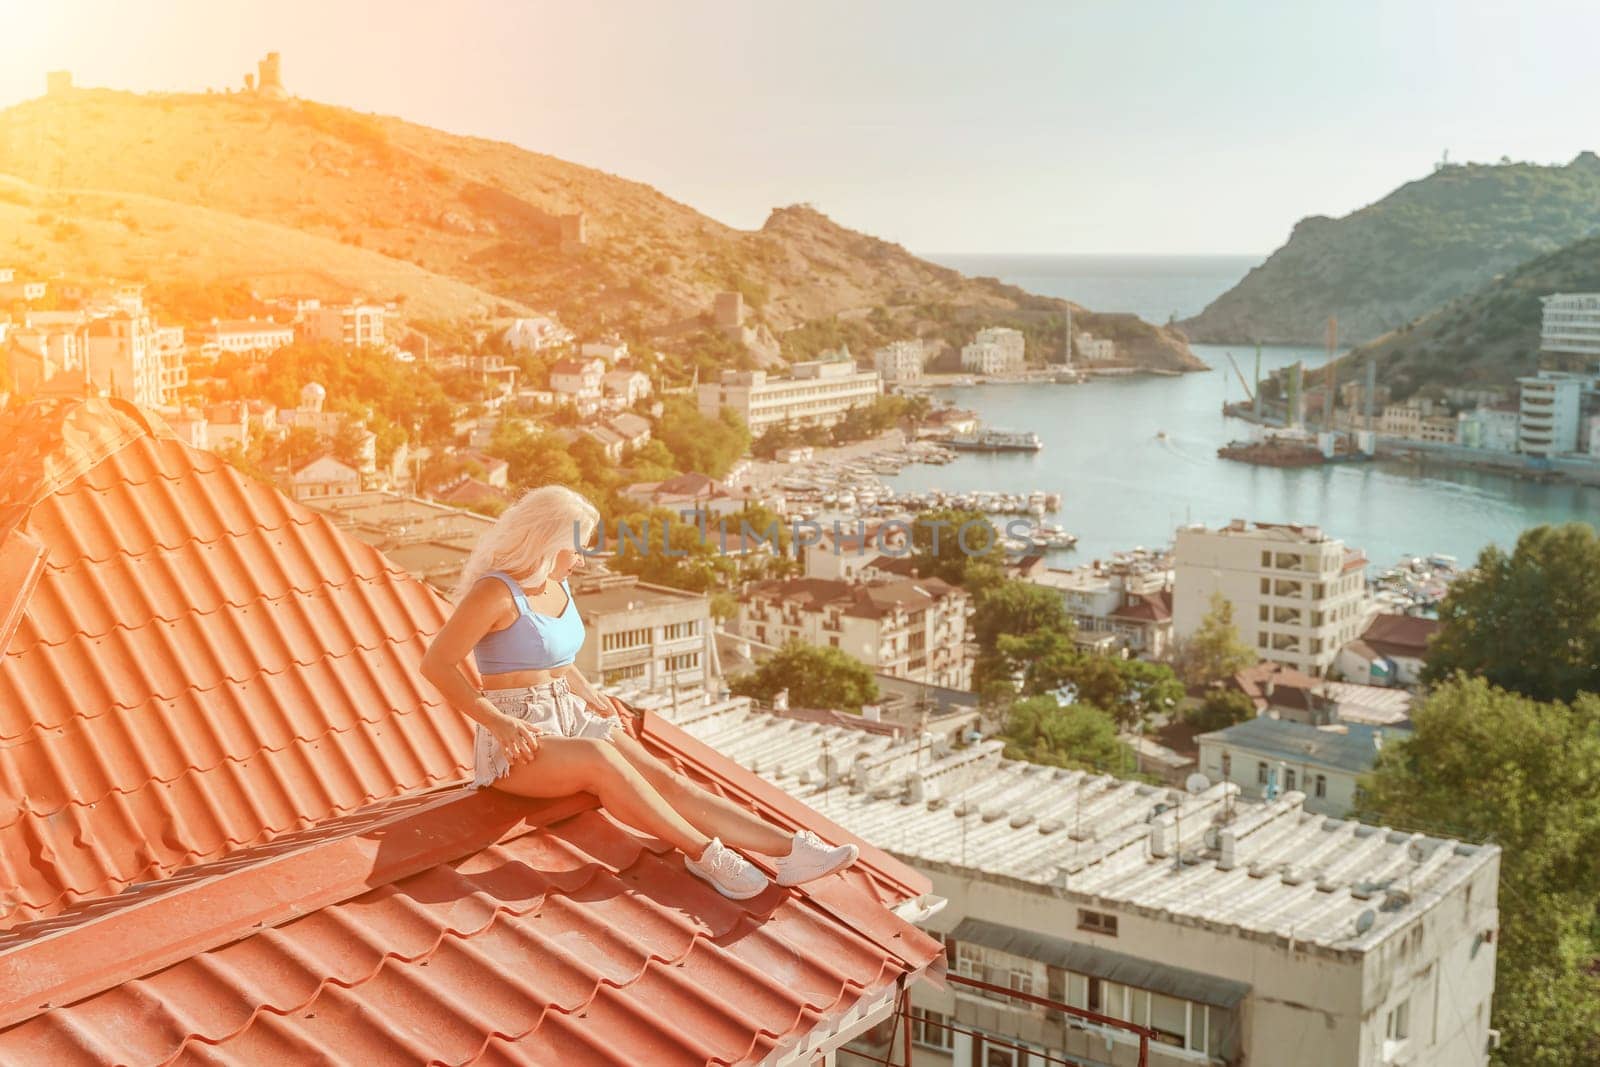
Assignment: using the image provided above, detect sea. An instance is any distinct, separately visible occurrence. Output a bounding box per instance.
[899,254,1598,570]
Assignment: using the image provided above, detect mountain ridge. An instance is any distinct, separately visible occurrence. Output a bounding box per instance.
[0,86,1203,372]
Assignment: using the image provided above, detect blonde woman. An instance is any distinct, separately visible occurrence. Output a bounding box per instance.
[421,484,858,899]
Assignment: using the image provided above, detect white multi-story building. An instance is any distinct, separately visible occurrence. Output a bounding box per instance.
[550,357,606,404]
[1173,520,1369,677]
[199,319,296,357]
[569,572,719,704]
[961,327,1025,376]
[1026,559,1175,659]
[1517,371,1587,456]
[1196,717,1391,817]
[1456,405,1520,452]
[698,361,882,434]
[83,309,180,409]
[298,302,387,349]
[737,575,972,690]
[1074,330,1117,362]
[664,703,1501,1067]
[1538,292,1600,358]
[873,340,925,382]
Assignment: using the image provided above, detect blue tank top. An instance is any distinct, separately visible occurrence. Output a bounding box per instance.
[471,571,586,674]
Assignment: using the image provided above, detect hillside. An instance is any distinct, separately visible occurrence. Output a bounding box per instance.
[0,87,1202,371]
[1181,154,1600,346]
[1336,233,1600,396]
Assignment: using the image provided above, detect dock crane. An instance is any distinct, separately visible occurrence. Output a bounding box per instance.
[1224,351,1254,403]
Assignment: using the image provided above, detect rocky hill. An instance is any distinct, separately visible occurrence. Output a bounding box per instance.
[1180,154,1600,346]
[1337,232,1600,396]
[0,87,1202,371]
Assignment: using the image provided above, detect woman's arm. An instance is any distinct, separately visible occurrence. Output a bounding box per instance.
[561,663,625,717]
[420,581,519,730]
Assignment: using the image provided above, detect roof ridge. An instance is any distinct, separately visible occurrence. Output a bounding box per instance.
[0,701,455,831]
[0,397,173,533]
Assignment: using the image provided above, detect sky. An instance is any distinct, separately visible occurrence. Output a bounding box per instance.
[3,0,1599,256]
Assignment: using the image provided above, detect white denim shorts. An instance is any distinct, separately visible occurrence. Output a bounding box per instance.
[472,677,620,788]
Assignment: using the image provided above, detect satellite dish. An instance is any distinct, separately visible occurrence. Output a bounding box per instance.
[1185,773,1212,795]
[1355,909,1377,936]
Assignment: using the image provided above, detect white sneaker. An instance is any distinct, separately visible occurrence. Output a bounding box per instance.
[685,838,770,900]
[774,830,860,886]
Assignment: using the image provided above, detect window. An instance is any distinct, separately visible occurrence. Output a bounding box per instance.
[603,664,647,685]
[1258,604,1269,622]
[1259,577,1270,595]
[1150,993,1188,1048]
[910,1009,954,1050]
[1284,769,1297,792]
[1315,774,1327,798]
[1078,909,1118,936]
[1385,999,1410,1041]
[829,635,839,647]
[1257,632,1268,648]
[602,628,650,652]
[1257,762,1269,785]
[662,621,699,640]
[1261,551,1272,567]
[1220,753,1232,778]
[666,652,700,672]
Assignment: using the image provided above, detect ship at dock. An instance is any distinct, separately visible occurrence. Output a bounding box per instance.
[947,428,1044,453]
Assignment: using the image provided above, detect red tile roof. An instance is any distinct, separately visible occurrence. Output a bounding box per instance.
[0,397,469,928]
[0,397,942,1061]
[1361,613,1440,658]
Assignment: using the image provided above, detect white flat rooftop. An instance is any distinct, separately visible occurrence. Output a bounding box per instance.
[668,700,1496,957]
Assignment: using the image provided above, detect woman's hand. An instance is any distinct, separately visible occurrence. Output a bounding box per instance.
[589,694,628,718]
[488,714,543,764]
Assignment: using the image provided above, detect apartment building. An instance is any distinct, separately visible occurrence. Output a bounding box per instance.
[550,356,606,404]
[1196,716,1390,817]
[199,318,296,357]
[1538,292,1600,358]
[1074,330,1117,362]
[874,339,926,382]
[1517,370,1588,456]
[665,704,1501,1067]
[298,301,387,349]
[737,575,972,689]
[698,360,882,434]
[569,572,719,702]
[1027,558,1176,659]
[83,309,179,409]
[1456,405,1520,452]
[1173,520,1370,677]
[960,327,1024,376]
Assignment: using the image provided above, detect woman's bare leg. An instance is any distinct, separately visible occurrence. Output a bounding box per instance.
[608,732,795,856]
[491,737,711,859]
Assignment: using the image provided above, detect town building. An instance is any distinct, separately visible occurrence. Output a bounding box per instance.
[1516,370,1588,456]
[1456,404,1520,452]
[0,396,940,1063]
[453,353,519,398]
[297,301,387,349]
[197,318,296,357]
[603,366,652,406]
[874,340,925,382]
[619,471,769,521]
[0,269,47,304]
[606,411,652,450]
[660,703,1501,1067]
[1197,716,1392,817]
[1337,613,1440,688]
[503,315,568,352]
[1027,558,1176,659]
[698,361,882,434]
[82,308,180,409]
[581,340,629,364]
[4,314,86,398]
[568,571,719,703]
[549,356,606,406]
[713,291,745,331]
[1205,661,1413,729]
[1073,330,1117,362]
[1538,292,1600,358]
[289,453,361,500]
[550,424,626,463]
[1173,520,1370,677]
[960,327,1025,375]
[298,489,495,594]
[737,576,973,689]
[801,522,912,582]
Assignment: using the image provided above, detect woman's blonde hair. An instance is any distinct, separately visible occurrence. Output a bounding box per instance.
[452,484,600,601]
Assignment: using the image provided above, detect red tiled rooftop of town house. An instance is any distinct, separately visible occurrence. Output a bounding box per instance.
[1361,612,1440,658]
[0,397,941,1062]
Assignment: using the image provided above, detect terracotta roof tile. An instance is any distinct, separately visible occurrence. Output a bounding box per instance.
[0,399,469,928]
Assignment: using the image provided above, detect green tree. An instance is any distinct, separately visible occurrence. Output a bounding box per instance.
[1000,695,1131,772]
[729,641,879,712]
[909,508,1002,587]
[972,579,1072,651]
[1358,675,1600,1066]
[1189,688,1257,733]
[1424,523,1600,702]
[1170,591,1256,687]
[657,396,750,478]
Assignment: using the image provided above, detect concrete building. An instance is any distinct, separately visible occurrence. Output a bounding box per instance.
[603,367,652,406]
[801,522,912,582]
[299,490,495,595]
[550,357,606,404]
[298,302,386,349]
[1173,521,1369,677]
[1337,614,1440,689]
[960,327,1024,376]
[1074,330,1117,362]
[199,319,295,357]
[289,454,360,500]
[1517,371,1587,456]
[0,271,47,304]
[83,310,176,409]
[1027,558,1176,660]
[618,471,770,522]
[607,412,652,451]
[664,705,1501,1067]
[698,361,882,434]
[503,315,568,352]
[581,340,629,364]
[737,576,972,690]
[1538,292,1600,358]
[5,315,86,398]
[714,291,745,331]
[873,340,925,382]
[1196,716,1393,817]
[570,572,718,702]
[1455,405,1520,452]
